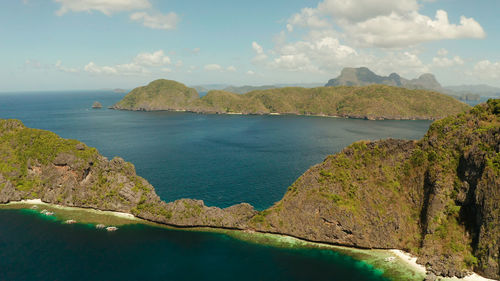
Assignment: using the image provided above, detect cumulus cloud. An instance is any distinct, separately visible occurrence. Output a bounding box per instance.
[345,9,486,47]
[473,60,500,80]
[54,0,151,16]
[317,0,418,23]
[270,35,357,72]
[437,48,448,56]
[432,56,464,67]
[283,0,485,48]
[287,7,330,31]
[252,41,268,63]
[133,50,171,66]
[84,61,148,75]
[204,64,222,71]
[82,50,174,75]
[130,11,179,30]
[226,66,237,72]
[55,60,79,73]
[247,70,255,75]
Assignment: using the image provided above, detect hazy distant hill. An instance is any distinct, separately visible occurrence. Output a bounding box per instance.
[444,84,500,96]
[325,67,446,93]
[193,83,325,95]
[222,85,276,94]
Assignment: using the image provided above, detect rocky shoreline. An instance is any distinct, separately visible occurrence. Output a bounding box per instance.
[1,199,496,281]
[0,100,498,280]
[110,106,437,121]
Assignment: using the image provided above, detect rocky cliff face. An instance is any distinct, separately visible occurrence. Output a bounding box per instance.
[325,67,446,93]
[0,119,256,229]
[250,99,500,279]
[1,100,498,279]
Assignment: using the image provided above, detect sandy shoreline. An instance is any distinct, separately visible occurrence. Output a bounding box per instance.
[389,249,427,274]
[6,199,137,220]
[1,200,496,281]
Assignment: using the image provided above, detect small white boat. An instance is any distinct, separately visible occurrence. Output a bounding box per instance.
[40,209,48,214]
[45,211,54,216]
[64,219,77,224]
[106,226,118,232]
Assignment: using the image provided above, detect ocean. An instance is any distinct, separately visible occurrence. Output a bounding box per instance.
[0,90,434,280]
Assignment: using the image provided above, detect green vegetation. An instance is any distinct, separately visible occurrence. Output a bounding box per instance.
[252,99,500,279]
[113,79,470,120]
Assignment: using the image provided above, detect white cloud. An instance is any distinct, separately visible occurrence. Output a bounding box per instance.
[317,0,418,23]
[84,62,117,75]
[432,56,464,67]
[473,60,500,80]
[270,35,357,72]
[345,10,485,47]
[247,70,255,75]
[25,59,43,69]
[204,64,222,71]
[287,7,330,31]
[252,41,268,63]
[252,42,264,54]
[55,60,79,73]
[282,0,486,48]
[175,60,183,67]
[54,0,151,16]
[161,67,172,73]
[130,11,179,30]
[226,66,236,72]
[133,50,171,66]
[437,48,448,56]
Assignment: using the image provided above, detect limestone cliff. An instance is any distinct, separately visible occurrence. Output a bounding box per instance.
[1,100,499,279]
[0,119,256,229]
[250,99,500,279]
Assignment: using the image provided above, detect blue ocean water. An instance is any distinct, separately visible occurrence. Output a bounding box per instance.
[0,90,434,280]
[0,90,430,209]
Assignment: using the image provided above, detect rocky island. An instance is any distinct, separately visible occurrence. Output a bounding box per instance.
[92,101,102,109]
[1,99,499,280]
[111,79,470,120]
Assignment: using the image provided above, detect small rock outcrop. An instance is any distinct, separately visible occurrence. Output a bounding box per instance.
[92,101,102,109]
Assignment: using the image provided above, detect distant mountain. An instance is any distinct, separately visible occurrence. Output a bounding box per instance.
[325,67,446,93]
[191,84,230,93]
[444,84,500,96]
[222,85,276,94]
[113,88,127,93]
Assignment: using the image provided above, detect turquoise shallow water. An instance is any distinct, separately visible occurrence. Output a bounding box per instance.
[0,90,433,280]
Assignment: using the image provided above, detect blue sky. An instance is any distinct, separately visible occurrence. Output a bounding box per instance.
[0,0,498,91]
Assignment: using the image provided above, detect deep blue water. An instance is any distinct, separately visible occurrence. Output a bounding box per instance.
[0,91,430,209]
[0,90,433,280]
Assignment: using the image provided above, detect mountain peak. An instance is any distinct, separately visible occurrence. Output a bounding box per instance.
[326,67,445,92]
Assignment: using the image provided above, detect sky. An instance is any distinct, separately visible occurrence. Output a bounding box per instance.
[0,0,499,91]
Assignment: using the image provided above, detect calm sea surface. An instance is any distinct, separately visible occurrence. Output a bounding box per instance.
[0,90,434,280]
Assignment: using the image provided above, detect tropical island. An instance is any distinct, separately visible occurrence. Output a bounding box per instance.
[110,79,470,120]
[1,99,499,280]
